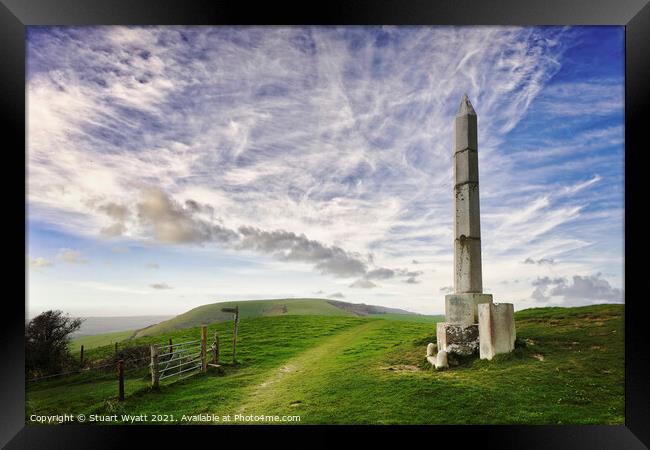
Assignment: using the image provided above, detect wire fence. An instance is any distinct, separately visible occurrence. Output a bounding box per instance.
[27,351,152,383]
[26,326,223,403]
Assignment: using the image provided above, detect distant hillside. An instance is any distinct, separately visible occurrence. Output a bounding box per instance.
[325,300,416,316]
[71,315,174,337]
[133,298,435,338]
[69,329,135,353]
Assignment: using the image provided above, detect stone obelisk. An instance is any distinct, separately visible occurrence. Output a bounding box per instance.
[429,95,516,367]
[435,95,494,359]
[454,94,483,294]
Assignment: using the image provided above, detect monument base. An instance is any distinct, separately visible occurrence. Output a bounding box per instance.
[478,303,516,360]
[445,293,493,325]
[436,322,479,356]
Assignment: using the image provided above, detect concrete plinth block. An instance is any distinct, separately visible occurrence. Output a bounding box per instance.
[436,322,479,356]
[445,293,493,325]
[435,351,448,369]
[478,303,516,360]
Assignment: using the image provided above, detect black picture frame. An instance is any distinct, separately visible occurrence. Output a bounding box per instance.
[3,0,648,448]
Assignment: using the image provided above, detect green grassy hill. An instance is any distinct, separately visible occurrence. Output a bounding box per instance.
[27,304,623,425]
[69,329,135,353]
[133,298,438,338]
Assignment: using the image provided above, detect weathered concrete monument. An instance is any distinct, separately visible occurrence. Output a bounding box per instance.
[427,95,516,369]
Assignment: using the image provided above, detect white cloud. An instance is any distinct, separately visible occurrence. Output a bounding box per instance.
[28,257,53,269]
[57,249,89,264]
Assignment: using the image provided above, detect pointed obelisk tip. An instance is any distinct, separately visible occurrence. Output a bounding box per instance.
[457,93,476,116]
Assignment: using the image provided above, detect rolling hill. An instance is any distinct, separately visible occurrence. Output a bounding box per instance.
[69,329,136,353]
[28,304,624,425]
[133,298,438,338]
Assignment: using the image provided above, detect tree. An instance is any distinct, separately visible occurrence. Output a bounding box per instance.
[25,310,83,377]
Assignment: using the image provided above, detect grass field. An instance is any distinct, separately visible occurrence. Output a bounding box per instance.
[69,330,135,353]
[26,304,624,425]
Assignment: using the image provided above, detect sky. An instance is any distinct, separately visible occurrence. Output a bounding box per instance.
[26,26,624,317]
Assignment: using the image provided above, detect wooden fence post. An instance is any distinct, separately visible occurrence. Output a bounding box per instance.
[114,342,118,356]
[117,359,124,401]
[80,345,84,365]
[201,325,208,372]
[213,332,220,364]
[168,338,173,354]
[232,306,239,364]
[150,345,159,389]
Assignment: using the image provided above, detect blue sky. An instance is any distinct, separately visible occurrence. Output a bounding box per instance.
[26,26,624,317]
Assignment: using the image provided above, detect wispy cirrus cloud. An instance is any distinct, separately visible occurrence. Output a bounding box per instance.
[26,26,624,314]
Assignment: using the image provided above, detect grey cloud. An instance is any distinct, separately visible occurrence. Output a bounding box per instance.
[136,187,238,244]
[101,223,126,237]
[150,282,173,290]
[236,225,424,282]
[531,276,566,301]
[366,268,394,280]
[97,202,130,237]
[133,187,429,283]
[98,202,130,221]
[532,276,566,286]
[184,199,214,216]
[404,277,420,284]
[184,199,201,212]
[237,226,368,278]
[550,274,623,304]
[397,269,424,278]
[524,257,556,265]
[530,274,623,304]
[439,286,453,293]
[329,292,345,299]
[146,262,160,269]
[349,278,377,289]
